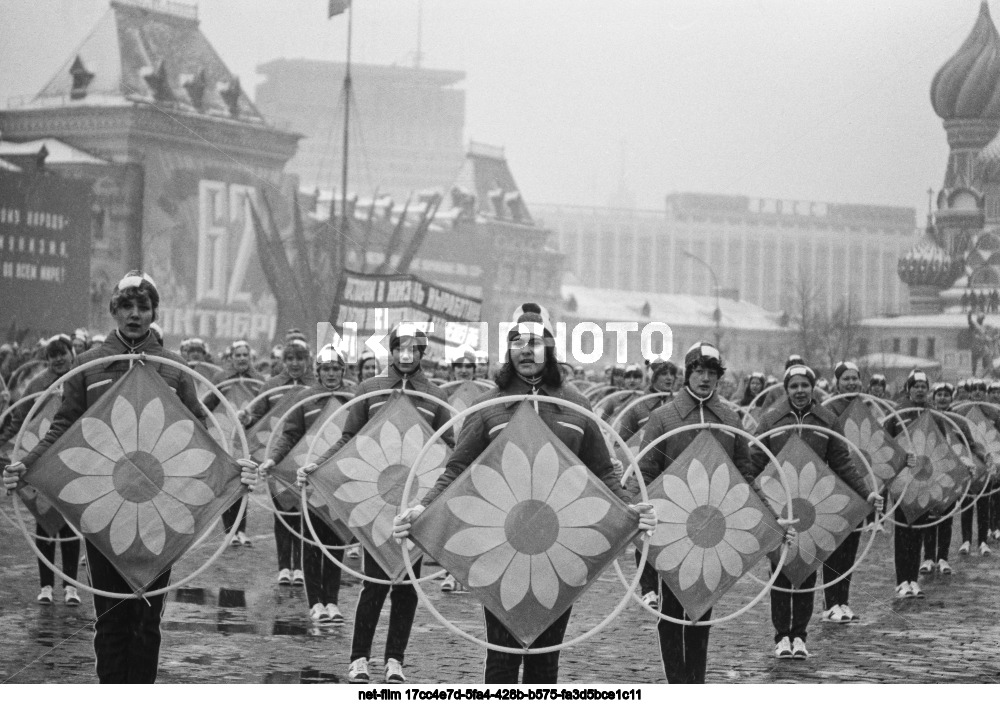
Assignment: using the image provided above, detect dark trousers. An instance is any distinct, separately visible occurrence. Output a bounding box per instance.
[991,491,1000,532]
[37,523,80,588]
[656,582,711,683]
[823,530,860,608]
[303,511,342,607]
[350,550,421,664]
[86,541,170,684]
[771,570,816,642]
[635,549,660,596]
[961,493,990,545]
[274,511,301,572]
[894,507,923,583]
[923,510,953,561]
[221,498,246,534]
[483,606,572,684]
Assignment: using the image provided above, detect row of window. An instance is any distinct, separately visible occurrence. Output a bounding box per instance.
[859,337,936,359]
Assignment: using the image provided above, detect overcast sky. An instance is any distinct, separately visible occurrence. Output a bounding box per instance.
[0,0,991,218]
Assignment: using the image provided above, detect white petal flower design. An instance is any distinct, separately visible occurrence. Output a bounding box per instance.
[332,420,446,547]
[12,417,51,462]
[842,416,898,483]
[895,428,957,509]
[56,396,216,556]
[649,459,763,592]
[443,442,611,610]
[966,416,1000,463]
[760,461,850,564]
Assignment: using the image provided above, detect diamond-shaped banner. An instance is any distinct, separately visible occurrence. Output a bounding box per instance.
[270,394,347,512]
[410,401,639,646]
[22,364,245,592]
[269,473,355,544]
[3,393,60,464]
[834,397,907,491]
[891,412,968,524]
[947,428,986,497]
[755,433,869,587]
[310,392,450,579]
[646,431,782,620]
[206,379,261,451]
[959,407,1000,494]
[246,391,303,463]
[448,381,485,435]
[16,484,67,535]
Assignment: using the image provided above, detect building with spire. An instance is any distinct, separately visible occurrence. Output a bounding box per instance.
[0,0,299,350]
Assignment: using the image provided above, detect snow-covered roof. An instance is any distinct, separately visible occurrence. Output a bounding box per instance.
[0,138,106,164]
[561,284,786,331]
[859,313,970,329]
[855,352,941,369]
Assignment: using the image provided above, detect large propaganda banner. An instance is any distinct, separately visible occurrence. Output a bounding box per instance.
[0,170,91,338]
[335,270,483,357]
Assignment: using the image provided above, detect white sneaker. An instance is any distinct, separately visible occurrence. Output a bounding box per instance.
[441,574,456,592]
[841,604,857,621]
[292,568,305,585]
[326,603,344,624]
[774,636,793,658]
[960,541,971,556]
[791,637,809,659]
[36,586,53,604]
[981,542,992,557]
[347,657,370,683]
[910,581,925,598]
[277,568,292,585]
[64,586,81,606]
[821,604,849,623]
[641,591,659,608]
[384,658,406,684]
[919,559,934,574]
[237,531,253,547]
[938,559,953,575]
[310,603,332,622]
[230,534,240,546]
[895,582,914,598]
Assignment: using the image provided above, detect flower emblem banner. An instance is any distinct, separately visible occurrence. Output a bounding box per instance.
[755,433,869,587]
[647,430,783,621]
[448,381,485,436]
[834,397,906,491]
[891,412,967,524]
[206,380,260,451]
[960,407,1000,494]
[309,391,450,579]
[409,401,639,647]
[23,364,245,592]
[269,392,344,513]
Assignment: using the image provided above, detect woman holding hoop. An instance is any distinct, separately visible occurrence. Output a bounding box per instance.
[751,364,880,659]
[954,378,999,556]
[394,304,655,685]
[2,272,258,684]
[635,342,792,682]
[259,344,351,625]
[0,333,82,606]
[302,324,455,685]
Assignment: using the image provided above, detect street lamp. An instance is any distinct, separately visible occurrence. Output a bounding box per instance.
[683,250,722,349]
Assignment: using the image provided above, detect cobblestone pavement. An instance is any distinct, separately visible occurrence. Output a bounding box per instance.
[2,502,1000,684]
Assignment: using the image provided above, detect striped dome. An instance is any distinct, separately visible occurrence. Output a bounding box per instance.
[931,2,1000,120]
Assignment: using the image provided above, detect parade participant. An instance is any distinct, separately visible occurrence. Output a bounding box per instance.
[817,361,869,623]
[393,304,655,685]
[868,374,888,400]
[739,372,767,408]
[268,344,286,378]
[954,378,998,556]
[0,334,82,606]
[634,342,791,682]
[450,345,477,382]
[989,380,1000,405]
[434,358,451,381]
[259,344,350,624]
[752,364,880,658]
[601,363,644,422]
[203,339,263,547]
[572,365,585,382]
[761,355,808,408]
[2,271,258,684]
[358,349,381,383]
[884,370,945,598]
[71,328,90,356]
[302,323,455,684]
[475,350,491,380]
[920,382,963,575]
[242,337,315,586]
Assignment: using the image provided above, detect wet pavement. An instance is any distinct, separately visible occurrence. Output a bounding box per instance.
[2,503,1000,684]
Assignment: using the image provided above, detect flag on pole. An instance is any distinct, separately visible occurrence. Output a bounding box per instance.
[646,430,782,620]
[329,0,351,18]
[834,396,907,491]
[891,411,967,524]
[755,433,869,587]
[309,391,450,579]
[22,365,245,592]
[410,402,640,647]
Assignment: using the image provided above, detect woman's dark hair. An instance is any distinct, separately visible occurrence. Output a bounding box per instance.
[494,344,562,389]
[739,372,766,406]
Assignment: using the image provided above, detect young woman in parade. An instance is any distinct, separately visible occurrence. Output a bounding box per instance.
[739,372,767,409]
[302,324,455,685]
[2,272,258,683]
[259,344,351,624]
[952,379,998,556]
[918,382,963,576]
[242,337,315,586]
[0,334,82,606]
[357,349,381,383]
[752,364,881,659]
[631,343,794,682]
[393,305,655,685]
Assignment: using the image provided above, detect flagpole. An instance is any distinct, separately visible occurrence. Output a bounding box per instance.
[339,3,353,273]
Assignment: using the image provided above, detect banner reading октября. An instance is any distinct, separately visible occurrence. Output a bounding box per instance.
[334,270,483,357]
[0,170,91,339]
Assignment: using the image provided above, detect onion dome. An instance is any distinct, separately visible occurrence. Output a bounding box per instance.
[931,1,1000,120]
[898,241,961,287]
